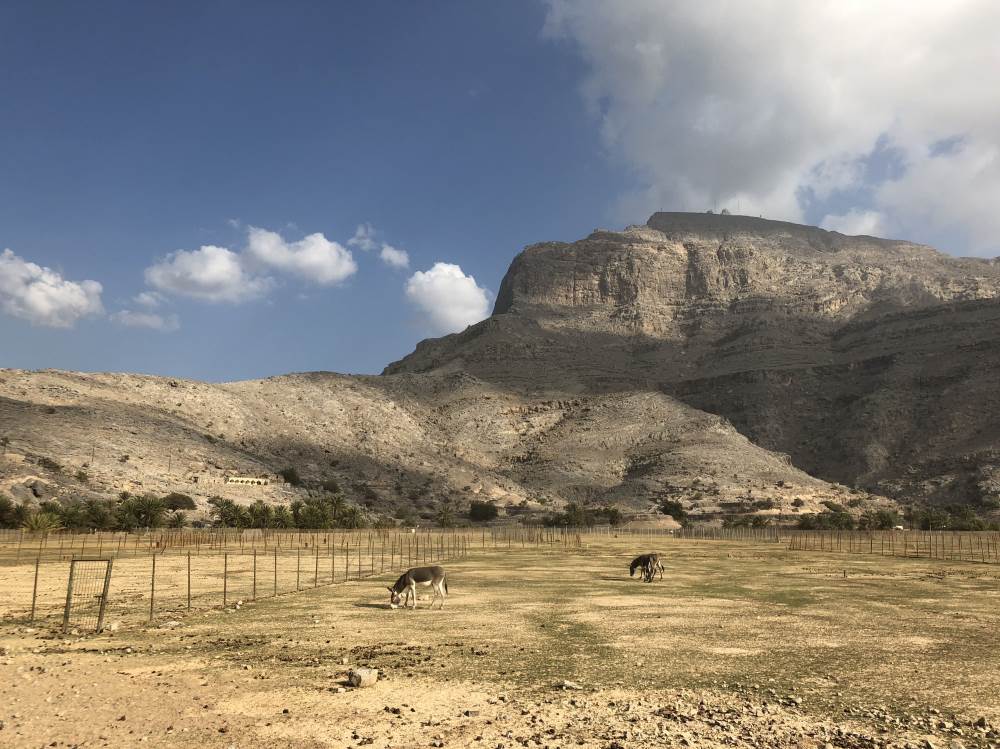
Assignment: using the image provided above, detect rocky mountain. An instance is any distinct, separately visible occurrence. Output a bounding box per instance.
[3,212,997,522]
[387,212,1000,508]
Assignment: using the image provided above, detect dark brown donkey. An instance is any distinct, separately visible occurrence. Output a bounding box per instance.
[629,553,664,583]
[388,565,448,609]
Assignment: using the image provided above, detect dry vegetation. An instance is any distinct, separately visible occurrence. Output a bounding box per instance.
[2,536,999,748]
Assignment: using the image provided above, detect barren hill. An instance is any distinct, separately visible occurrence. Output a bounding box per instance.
[4,212,998,521]
[0,366,850,523]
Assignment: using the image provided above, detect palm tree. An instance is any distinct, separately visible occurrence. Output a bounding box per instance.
[208,497,246,528]
[247,500,273,529]
[22,511,62,534]
[327,494,347,523]
[272,506,294,528]
[338,505,366,529]
[168,511,187,528]
[435,505,456,528]
[84,499,116,530]
[135,494,168,528]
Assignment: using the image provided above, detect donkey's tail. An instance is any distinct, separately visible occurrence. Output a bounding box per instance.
[444,576,449,594]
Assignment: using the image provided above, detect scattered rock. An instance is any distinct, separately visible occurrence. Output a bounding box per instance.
[555,680,583,690]
[348,668,379,688]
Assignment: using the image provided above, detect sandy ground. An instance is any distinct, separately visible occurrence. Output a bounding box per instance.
[2,538,1000,748]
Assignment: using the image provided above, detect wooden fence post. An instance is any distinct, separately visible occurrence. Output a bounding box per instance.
[148,554,156,623]
[30,554,41,621]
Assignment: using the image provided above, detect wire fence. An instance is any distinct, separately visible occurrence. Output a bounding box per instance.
[787,529,1000,563]
[15,523,1000,632]
[0,526,585,630]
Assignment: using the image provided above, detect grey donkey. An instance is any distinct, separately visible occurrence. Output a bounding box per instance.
[387,565,448,609]
[629,553,664,583]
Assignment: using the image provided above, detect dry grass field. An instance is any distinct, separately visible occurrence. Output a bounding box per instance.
[2,536,999,748]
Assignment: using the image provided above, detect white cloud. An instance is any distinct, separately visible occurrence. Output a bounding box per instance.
[379,243,410,269]
[133,290,165,309]
[405,262,491,334]
[820,209,887,238]
[0,249,104,328]
[543,1,1000,255]
[145,245,271,303]
[245,227,357,285]
[111,309,180,332]
[347,222,377,252]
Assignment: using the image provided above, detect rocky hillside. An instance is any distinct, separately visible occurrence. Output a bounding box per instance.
[387,213,1000,507]
[4,212,996,521]
[0,365,856,523]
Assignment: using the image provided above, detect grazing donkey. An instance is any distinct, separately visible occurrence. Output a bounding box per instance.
[629,553,664,583]
[388,565,448,609]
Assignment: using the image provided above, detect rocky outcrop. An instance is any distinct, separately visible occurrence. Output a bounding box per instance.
[387,213,1000,506]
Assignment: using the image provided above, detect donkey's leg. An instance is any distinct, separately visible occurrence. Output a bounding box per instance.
[435,580,445,608]
[410,583,418,609]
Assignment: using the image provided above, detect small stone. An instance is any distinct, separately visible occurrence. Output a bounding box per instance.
[555,680,582,690]
[464,710,481,717]
[348,668,379,688]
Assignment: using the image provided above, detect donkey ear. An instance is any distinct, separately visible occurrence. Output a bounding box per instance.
[387,586,394,592]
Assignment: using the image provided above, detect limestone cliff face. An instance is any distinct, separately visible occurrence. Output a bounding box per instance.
[387,213,1000,506]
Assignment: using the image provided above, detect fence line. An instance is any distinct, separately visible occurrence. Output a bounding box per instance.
[2,526,587,629]
[788,529,1000,564]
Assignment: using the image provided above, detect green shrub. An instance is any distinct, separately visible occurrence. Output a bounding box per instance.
[797,511,856,530]
[38,456,62,473]
[659,499,689,526]
[858,509,899,530]
[468,500,499,522]
[0,495,17,529]
[162,493,197,511]
[279,466,303,487]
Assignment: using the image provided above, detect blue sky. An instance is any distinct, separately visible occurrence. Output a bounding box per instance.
[2,2,998,380]
[1,1,621,379]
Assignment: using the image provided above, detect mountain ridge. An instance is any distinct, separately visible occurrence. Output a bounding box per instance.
[4,213,999,522]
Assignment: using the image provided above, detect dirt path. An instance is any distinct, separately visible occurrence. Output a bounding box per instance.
[2,540,999,748]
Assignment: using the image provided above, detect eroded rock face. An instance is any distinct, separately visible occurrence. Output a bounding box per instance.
[387,213,1000,506]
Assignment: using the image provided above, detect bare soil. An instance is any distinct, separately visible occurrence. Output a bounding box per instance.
[2,538,999,748]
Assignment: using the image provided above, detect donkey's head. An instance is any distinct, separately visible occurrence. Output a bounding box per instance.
[387,586,403,609]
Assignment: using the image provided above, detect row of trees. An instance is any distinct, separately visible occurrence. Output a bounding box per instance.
[541,502,624,527]
[206,496,368,529]
[797,505,1000,531]
[0,491,374,532]
[0,493,192,533]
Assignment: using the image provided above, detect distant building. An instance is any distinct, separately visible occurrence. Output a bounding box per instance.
[225,475,270,486]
